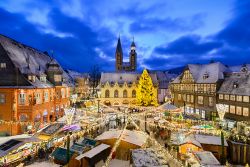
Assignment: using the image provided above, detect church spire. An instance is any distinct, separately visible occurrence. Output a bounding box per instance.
[116,36,123,56]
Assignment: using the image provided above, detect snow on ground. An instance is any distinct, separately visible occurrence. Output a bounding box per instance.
[26,161,60,167]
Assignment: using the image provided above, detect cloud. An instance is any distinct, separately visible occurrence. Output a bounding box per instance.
[129,13,205,34]
[154,35,223,55]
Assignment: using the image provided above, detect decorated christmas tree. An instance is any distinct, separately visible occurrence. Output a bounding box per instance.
[136,69,158,106]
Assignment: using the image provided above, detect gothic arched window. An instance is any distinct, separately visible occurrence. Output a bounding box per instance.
[123,90,127,98]
[114,90,119,98]
[132,90,136,98]
[105,90,110,98]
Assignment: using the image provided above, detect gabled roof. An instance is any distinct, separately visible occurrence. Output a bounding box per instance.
[218,72,250,96]
[195,134,228,146]
[100,72,158,85]
[0,34,74,87]
[172,62,227,83]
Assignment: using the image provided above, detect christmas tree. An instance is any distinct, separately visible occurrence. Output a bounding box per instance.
[136,69,158,106]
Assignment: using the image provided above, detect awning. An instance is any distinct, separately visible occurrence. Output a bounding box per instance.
[37,135,51,141]
[75,144,110,160]
[157,103,178,111]
[51,147,74,165]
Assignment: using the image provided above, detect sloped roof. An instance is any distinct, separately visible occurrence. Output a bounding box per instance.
[75,144,110,160]
[95,130,147,147]
[195,134,228,146]
[0,34,73,86]
[100,72,158,85]
[218,72,250,96]
[194,151,221,166]
[65,69,89,80]
[172,62,227,83]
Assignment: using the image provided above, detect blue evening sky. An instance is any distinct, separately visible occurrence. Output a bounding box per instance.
[0,0,249,72]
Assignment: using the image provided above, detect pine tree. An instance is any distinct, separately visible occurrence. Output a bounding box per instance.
[136,69,158,106]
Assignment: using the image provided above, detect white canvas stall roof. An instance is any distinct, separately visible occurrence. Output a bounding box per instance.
[95,130,147,147]
[194,151,221,166]
[195,134,228,146]
[157,103,178,110]
[75,144,110,160]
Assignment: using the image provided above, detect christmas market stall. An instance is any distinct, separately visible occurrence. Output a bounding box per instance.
[0,135,40,166]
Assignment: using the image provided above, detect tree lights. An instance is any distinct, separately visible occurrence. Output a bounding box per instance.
[216,104,229,121]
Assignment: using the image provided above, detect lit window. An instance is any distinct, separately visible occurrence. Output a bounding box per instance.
[0,63,6,69]
[123,90,127,98]
[54,75,62,82]
[114,90,119,98]
[198,96,203,104]
[44,91,49,102]
[236,106,242,115]
[0,93,5,104]
[190,95,194,103]
[225,95,229,100]
[208,97,213,106]
[105,90,110,98]
[243,96,249,102]
[230,95,235,101]
[230,105,235,114]
[178,94,182,101]
[236,96,242,102]
[132,90,136,98]
[19,93,26,105]
[35,93,41,104]
[61,89,65,98]
[219,94,224,100]
[243,108,249,117]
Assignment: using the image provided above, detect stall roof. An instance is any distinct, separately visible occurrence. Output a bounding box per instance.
[194,151,221,166]
[132,148,168,167]
[195,134,228,146]
[50,147,74,165]
[95,130,147,147]
[75,144,110,160]
[0,136,40,157]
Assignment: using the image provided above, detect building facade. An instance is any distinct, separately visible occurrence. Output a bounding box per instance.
[99,72,158,106]
[0,34,72,135]
[115,37,137,72]
[217,65,250,121]
[170,62,227,120]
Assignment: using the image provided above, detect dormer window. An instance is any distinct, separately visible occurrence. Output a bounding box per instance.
[233,82,238,88]
[28,75,36,82]
[40,76,46,82]
[0,63,6,69]
[203,72,209,80]
[54,74,62,82]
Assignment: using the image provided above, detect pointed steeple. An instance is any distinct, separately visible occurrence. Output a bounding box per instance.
[131,36,136,47]
[116,36,123,56]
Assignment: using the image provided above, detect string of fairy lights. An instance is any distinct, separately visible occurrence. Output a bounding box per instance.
[128,115,184,167]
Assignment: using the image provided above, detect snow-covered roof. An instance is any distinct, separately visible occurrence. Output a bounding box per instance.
[75,143,110,160]
[95,130,147,147]
[65,69,89,80]
[172,62,227,83]
[0,34,74,87]
[195,134,228,146]
[218,72,250,96]
[170,133,202,148]
[226,64,250,73]
[131,148,168,167]
[100,72,158,85]
[194,151,221,166]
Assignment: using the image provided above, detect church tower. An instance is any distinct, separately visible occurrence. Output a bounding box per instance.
[129,39,137,71]
[115,37,123,71]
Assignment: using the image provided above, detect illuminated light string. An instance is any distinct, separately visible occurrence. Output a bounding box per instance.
[128,115,184,167]
[102,116,129,167]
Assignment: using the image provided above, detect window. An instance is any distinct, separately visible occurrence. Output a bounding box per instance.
[132,90,136,98]
[61,89,65,98]
[243,108,249,117]
[243,96,249,102]
[219,94,224,100]
[225,95,229,100]
[114,90,118,98]
[190,95,194,103]
[0,93,5,104]
[236,95,242,102]
[208,97,213,106]
[105,90,110,98]
[178,94,182,101]
[35,93,41,104]
[230,105,235,114]
[44,91,49,102]
[198,96,203,104]
[0,63,6,69]
[40,76,46,82]
[123,90,127,98]
[19,93,26,105]
[236,106,242,115]
[54,75,62,82]
[187,95,190,102]
[230,95,235,101]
